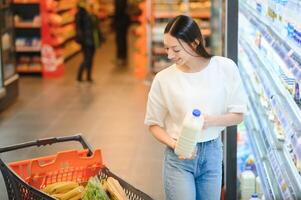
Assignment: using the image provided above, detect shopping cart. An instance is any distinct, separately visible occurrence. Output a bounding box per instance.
[0,134,153,200]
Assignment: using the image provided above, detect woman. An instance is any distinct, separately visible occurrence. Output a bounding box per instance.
[144,15,247,200]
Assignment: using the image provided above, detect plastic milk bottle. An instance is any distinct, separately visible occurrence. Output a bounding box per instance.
[175,109,203,158]
[241,166,256,200]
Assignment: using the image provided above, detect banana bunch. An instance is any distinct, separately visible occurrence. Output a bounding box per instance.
[42,181,84,200]
[102,177,129,200]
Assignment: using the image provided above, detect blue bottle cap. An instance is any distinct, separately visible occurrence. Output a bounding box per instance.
[192,109,201,117]
[251,193,258,198]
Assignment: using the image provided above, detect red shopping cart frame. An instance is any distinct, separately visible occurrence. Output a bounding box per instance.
[9,149,103,189]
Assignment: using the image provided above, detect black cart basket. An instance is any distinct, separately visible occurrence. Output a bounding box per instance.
[0,134,153,200]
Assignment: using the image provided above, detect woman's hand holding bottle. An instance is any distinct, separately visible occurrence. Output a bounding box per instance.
[172,139,197,160]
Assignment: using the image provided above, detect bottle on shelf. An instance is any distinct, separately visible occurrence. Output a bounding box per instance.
[174,109,203,158]
[240,166,256,200]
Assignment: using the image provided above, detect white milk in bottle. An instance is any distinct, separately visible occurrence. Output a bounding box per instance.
[241,166,256,200]
[175,109,203,158]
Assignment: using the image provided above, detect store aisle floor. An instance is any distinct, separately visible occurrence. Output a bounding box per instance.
[0,33,164,199]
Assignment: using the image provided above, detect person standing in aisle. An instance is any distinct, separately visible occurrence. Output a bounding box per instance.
[144,15,247,200]
[113,0,130,67]
[75,0,104,83]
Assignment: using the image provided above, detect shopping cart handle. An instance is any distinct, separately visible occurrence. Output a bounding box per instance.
[36,137,60,146]
[0,134,93,155]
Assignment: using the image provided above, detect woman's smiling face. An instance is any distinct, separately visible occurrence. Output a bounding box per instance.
[163,33,196,66]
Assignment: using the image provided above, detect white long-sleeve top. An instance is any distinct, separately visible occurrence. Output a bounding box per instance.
[144,56,247,142]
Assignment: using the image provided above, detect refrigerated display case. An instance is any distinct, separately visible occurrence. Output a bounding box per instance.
[238,1,301,199]
[0,0,19,110]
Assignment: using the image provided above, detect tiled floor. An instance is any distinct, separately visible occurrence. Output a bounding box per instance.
[0,32,164,199]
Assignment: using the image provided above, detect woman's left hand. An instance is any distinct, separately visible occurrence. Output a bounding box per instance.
[178,147,197,160]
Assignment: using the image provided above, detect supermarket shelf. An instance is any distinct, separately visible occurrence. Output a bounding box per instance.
[267,149,300,199]
[51,17,74,27]
[238,58,280,150]
[190,12,210,19]
[154,11,210,19]
[242,1,301,56]
[240,37,301,162]
[240,3,301,84]
[239,42,301,199]
[283,148,301,196]
[13,0,39,5]
[51,33,76,47]
[63,47,80,61]
[1,0,18,106]
[244,116,281,199]
[16,67,42,73]
[154,12,182,19]
[16,46,41,52]
[15,22,40,28]
[51,4,76,13]
[240,61,301,199]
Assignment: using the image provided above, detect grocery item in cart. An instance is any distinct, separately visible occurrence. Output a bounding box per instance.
[82,176,110,200]
[102,177,129,200]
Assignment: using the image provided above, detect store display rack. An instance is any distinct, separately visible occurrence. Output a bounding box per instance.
[244,106,282,199]
[1,1,17,80]
[132,1,149,79]
[0,0,19,110]
[238,1,301,199]
[12,1,42,74]
[240,35,301,199]
[12,0,81,77]
[240,0,301,165]
[150,0,211,74]
[241,2,301,85]
[238,46,301,199]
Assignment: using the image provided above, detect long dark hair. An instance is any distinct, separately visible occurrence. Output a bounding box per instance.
[164,15,212,58]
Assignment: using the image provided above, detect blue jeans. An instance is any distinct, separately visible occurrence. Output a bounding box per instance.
[163,138,223,200]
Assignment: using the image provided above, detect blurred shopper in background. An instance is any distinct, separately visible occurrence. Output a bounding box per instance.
[113,0,130,67]
[75,0,104,83]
